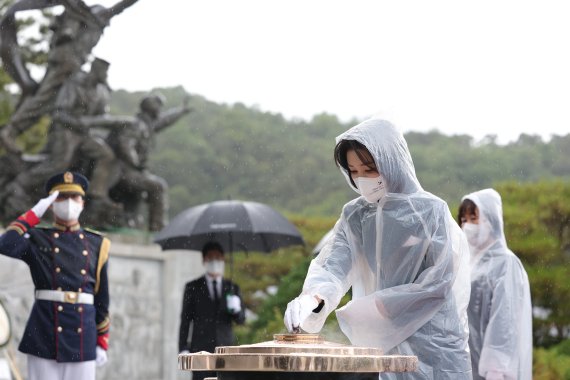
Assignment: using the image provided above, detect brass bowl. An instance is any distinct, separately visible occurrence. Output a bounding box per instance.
[179,334,417,374]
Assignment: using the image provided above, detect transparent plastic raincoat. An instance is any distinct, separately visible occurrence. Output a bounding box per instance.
[300,119,472,379]
[461,189,532,380]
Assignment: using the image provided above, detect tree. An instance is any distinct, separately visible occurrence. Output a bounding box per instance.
[497,181,570,346]
[0,0,52,153]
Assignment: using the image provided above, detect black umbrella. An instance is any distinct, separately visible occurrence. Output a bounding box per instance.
[154,200,305,274]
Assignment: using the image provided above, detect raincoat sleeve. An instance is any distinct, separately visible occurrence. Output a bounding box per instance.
[336,203,464,352]
[300,216,354,333]
[478,257,533,380]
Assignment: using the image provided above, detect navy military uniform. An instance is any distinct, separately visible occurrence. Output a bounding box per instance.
[0,172,110,364]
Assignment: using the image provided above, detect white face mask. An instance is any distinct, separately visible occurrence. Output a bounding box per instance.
[355,175,387,203]
[52,199,84,222]
[205,260,225,276]
[462,223,480,247]
[462,222,492,250]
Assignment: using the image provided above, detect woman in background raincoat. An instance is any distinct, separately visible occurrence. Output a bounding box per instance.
[284,119,472,379]
[458,189,532,380]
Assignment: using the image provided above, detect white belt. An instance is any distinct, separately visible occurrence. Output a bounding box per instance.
[35,290,94,305]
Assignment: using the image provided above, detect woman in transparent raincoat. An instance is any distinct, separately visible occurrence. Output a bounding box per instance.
[458,189,532,380]
[284,118,472,379]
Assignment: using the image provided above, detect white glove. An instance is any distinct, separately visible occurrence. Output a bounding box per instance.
[31,191,59,218]
[284,294,319,333]
[95,346,108,367]
[486,371,505,380]
[226,295,242,313]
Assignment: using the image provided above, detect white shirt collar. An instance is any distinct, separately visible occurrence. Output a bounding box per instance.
[205,273,222,282]
[205,273,222,299]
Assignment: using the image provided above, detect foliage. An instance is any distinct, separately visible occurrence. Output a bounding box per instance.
[234,251,312,344]
[533,340,570,380]
[526,265,570,347]
[0,0,53,68]
[495,181,570,346]
[230,215,337,343]
[104,88,570,221]
[0,0,53,153]
[4,77,570,218]
[497,181,570,265]
[233,246,350,346]
[228,214,353,345]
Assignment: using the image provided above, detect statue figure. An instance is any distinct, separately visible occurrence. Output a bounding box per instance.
[102,94,192,231]
[0,0,138,155]
[3,58,120,215]
[0,0,193,232]
[30,93,192,230]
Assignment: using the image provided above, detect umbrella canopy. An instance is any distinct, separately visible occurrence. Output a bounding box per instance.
[154,200,305,254]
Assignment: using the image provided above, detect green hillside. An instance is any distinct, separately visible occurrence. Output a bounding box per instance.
[110,87,570,219]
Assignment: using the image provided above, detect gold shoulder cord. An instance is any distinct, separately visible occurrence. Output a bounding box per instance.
[95,237,111,294]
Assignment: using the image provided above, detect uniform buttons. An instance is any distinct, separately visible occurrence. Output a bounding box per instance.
[82,250,88,256]
[54,247,60,253]
[58,305,63,312]
[80,269,86,275]
[77,328,82,333]
[79,234,84,239]
[55,267,61,273]
[54,233,59,238]
[57,326,63,332]
[78,306,83,312]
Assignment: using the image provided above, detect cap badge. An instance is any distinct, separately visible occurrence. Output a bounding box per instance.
[64,172,74,184]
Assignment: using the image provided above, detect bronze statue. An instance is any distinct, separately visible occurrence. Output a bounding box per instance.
[5,58,115,205]
[0,0,193,231]
[0,0,138,155]
[87,94,192,231]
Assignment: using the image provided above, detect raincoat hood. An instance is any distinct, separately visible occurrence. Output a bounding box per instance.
[336,119,422,194]
[462,188,508,252]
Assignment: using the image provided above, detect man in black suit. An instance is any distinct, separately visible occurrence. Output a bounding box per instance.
[178,241,246,380]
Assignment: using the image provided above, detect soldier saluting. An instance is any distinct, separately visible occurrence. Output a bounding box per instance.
[0,171,110,380]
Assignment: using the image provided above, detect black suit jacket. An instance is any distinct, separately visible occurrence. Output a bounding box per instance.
[178,275,246,353]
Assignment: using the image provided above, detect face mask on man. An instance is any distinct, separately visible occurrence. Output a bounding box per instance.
[52,199,84,221]
[355,175,387,203]
[205,260,225,276]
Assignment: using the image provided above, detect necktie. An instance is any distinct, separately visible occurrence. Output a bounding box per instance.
[213,279,220,304]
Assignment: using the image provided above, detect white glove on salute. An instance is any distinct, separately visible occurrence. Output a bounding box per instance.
[31,191,59,218]
[284,294,319,333]
[226,295,242,313]
[96,346,108,367]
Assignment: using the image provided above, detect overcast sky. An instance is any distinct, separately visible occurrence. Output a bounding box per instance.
[83,0,570,144]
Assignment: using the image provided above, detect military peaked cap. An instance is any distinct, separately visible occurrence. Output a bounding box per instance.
[45,171,89,196]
